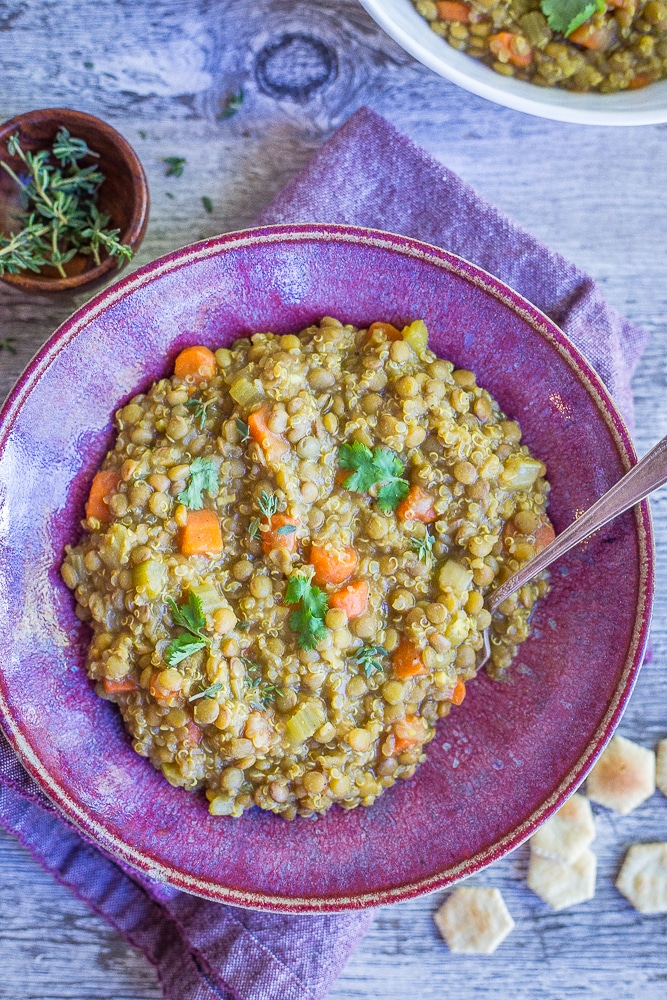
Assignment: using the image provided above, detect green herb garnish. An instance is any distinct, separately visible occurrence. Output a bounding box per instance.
[0,337,17,355]
[541,0,604,35]
[188,681,223,702]
[257,490,279,519]
[339,441,409,513]
[353,644,387,679]
[411,530,434,564]
[185,396,213,430]
[162,156,186,177]
[139,130,147,140]
[285,573,329,650]
[0,129,133,277]
[236,417,251,442]
[202,196,213,214]
[178,457,218,510]
[164,593,211,666]
[277,524,297,535]
[248,517,261,541]
[217,88,244,120]
[241,657,282,708]
[236,619,252,631]
[165,191,174,199]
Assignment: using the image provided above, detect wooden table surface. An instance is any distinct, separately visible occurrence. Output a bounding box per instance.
[2,1,667,997]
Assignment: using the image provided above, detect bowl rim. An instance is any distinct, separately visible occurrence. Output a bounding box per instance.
[0,223,654,911]
[0,107,149,293]
[357,0,667,126]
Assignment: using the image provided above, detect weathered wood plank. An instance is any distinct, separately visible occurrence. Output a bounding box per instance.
[2,0,667,997]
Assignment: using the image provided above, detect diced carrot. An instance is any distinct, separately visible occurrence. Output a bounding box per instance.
[184,720,203,745]
[180,508,223,556]
[568,23,612,50]
[534,522,555,553]
[86,469,121,522]
[149,671,179,705]
[392,638,428,679]
[364,321,402,345]
[260,514,300,554]
[310,544,359,585]
[247,406,289,463]
[450,679,466,706]
[628,73,653,90]
[102,676,138,695]
[489,32,533,67]
[174,345,217,382]
[329,579,369,619]
[335,468,349,486]
[437,1,471,21]
[392,715,427,754]
[396,485,437,523]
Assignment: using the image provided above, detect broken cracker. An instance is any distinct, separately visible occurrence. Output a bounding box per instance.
[434,887,514,954]
[616,842,667,914]
[530,792,595,863]
[586,734,655,815]
[527,848,596,911]
[655,739,667,798]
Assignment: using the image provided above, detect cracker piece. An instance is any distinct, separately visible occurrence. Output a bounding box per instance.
[530,793,595,863]
[616,843,667,914]
[586,735,655,815]
[433,887,515,954]
[655,739,667,798]
[527,848,596,911]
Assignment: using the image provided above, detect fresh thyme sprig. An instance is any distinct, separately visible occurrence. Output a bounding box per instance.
[241,657,283,708]
[352,644,387,679]
[257,490,279,519]
[188,682,223,702]
[0,129,133,277]
[186,396,214,430]
[411,529,435,564]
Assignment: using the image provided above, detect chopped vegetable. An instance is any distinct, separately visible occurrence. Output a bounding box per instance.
[339,441,409,513]
[188,582,222,615]
[401,319,429,353]
[285,700,326,743]
[329,579,369,619]
[132,558,167,598]
[174,345,217,381]
[229,376,264,408]
[392,715,427,754]
[534,522,556,553]
[567,20,612,47]
[248,406,289,463]
[352,644,387,678]
[450,679,466,706]
[365,321,402,343]
[285,573,329,649]
[180,508,223,556]
[541,0,604,36]
[438,559,473,594]
[178,457,218,510]
[488,32,533,67]
[184,720,202,744]
[85,469,121,522]
[392,638,428,679]
[437,1,471,21]
[102,677,138,694]
[309,544,358,586]
[396,485,437,523]
[499,455,544,491]
[261,513,300,554]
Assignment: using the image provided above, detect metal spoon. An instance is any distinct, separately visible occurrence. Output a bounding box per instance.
[477,433,667,670]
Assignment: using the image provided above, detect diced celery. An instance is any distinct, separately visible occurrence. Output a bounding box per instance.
[133,559,167,598]
[402,319,429,354]
[285,700,326,743]
[438,559,473,594]
[229,376,264,408]
[190,582,222,615]
[500,455,543,491]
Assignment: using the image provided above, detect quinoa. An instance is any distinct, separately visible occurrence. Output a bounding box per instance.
[413,0,667,93]
[61,317,551,819]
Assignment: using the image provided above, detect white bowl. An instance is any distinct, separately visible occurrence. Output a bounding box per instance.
[358,0,667,125]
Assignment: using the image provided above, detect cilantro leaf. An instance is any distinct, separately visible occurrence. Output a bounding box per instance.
[178,457,218,510]
[339,442,409,512]
[541,0,604,35]
[285,573,329,650]
[167,593,206,634]
[164,633,208,667]
[162,156,186,177]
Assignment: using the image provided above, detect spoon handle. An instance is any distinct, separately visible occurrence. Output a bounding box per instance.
[487,433,667,614]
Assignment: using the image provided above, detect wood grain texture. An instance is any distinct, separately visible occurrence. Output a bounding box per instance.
[2,0,667,997]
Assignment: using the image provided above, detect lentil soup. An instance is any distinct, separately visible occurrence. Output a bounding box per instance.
[412,0,667,93]
[61,317,552,820]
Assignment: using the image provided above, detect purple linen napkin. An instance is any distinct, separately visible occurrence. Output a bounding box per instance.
[0,106,649,1000]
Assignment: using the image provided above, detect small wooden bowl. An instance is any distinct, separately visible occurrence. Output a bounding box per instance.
[0,108,149,294]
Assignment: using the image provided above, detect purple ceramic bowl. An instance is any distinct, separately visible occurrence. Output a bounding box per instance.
[0,224,653,913]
